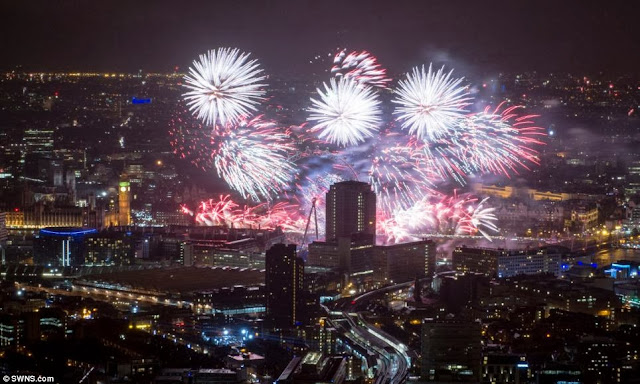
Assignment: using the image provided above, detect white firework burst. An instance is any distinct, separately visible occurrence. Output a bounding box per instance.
[463,197,499,240]
[182,48,266,126]
[393,64,471,141]
[308,77,381,147]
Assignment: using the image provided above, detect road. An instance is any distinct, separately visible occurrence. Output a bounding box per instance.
[325,281,414,384]
[17,283,189,308]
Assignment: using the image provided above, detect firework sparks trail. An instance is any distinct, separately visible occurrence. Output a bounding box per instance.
[377,193,499,243]
[169,106,222,171]
[183,48,266,126]
[457,197,499,240]
[192,195,239,226]
[331,49,392,88]
[393,64,471,142]
[189,195,303,230]
[308,77,382,147]
[417,104,547,183]
[366,133,439,214]
[214,116,297,202]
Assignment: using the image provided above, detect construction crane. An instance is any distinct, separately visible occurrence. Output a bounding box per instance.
[302,197,319,246]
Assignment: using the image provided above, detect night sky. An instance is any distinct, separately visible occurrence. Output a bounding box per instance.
[2,0,640,76]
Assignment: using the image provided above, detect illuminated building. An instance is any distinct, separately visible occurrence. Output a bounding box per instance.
[325,181,376,241]
[472,183,516,199]
[5,205,84,229]
[309,181,377,280]
[605,261,639,280]
[276,352,347,384]
[194,286,265,316]
[0,212,7,241]
[23,128,54,154]
[209,249,265,269]
[178,241,193,266]
[4,210,23,228]
[625,159,640,196]
[452,246,562,278]
[374,239,436,283]
[38,308,66,341]
[421,319,482,382]
[536,364,583,384]
[511,277,619,316]
[84,232,135,266]
[0,315,23,348]
[316,317,337,355]
[567,202,599,231]
[308,238,435,284]
[578,338,622,383]
[614,280,640,308]
[124,163,144,184]
[471,183,605,203]
[118,178,131,226]
[0,212,7,264]
[152,208,192,226]
[265,243,304,329]
[33,227,97,266]
[482,354,530,384]
[308,234,375,278]
[0,312,40,349]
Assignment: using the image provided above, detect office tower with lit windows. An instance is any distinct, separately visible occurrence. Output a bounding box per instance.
[265,243,304,329]
[325,181,376,241]
[0,212,7,265]
[84,232,135,266]
[23,128,54,155]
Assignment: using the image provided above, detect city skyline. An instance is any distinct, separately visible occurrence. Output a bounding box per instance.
[1,2,640,383]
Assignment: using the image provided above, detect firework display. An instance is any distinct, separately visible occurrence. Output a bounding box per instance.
[308,77,382,147]
[417,104,546,183]
[393,64,471,142]
[183,195,302,231]
[331,49,392,88]
[377,193,498,243]
[367,134,438,213]
[213,117,296,202]
[174,47,547,243]
[183,48,266,126]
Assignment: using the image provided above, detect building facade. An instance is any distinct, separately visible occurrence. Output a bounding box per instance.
[421,319,482,382]
[325,181,376,241]
[453,246,562,278]
[265,243,305,329]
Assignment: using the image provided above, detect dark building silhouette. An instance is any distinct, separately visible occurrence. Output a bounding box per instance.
[421,319,482,382]
[265,243,304,329]
[325,181,376,241]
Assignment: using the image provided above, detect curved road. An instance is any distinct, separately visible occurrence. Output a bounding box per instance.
[326,281,414,384]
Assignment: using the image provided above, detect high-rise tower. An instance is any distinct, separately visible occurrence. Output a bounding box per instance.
[265,243,304,329]
[325,180,376,241]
